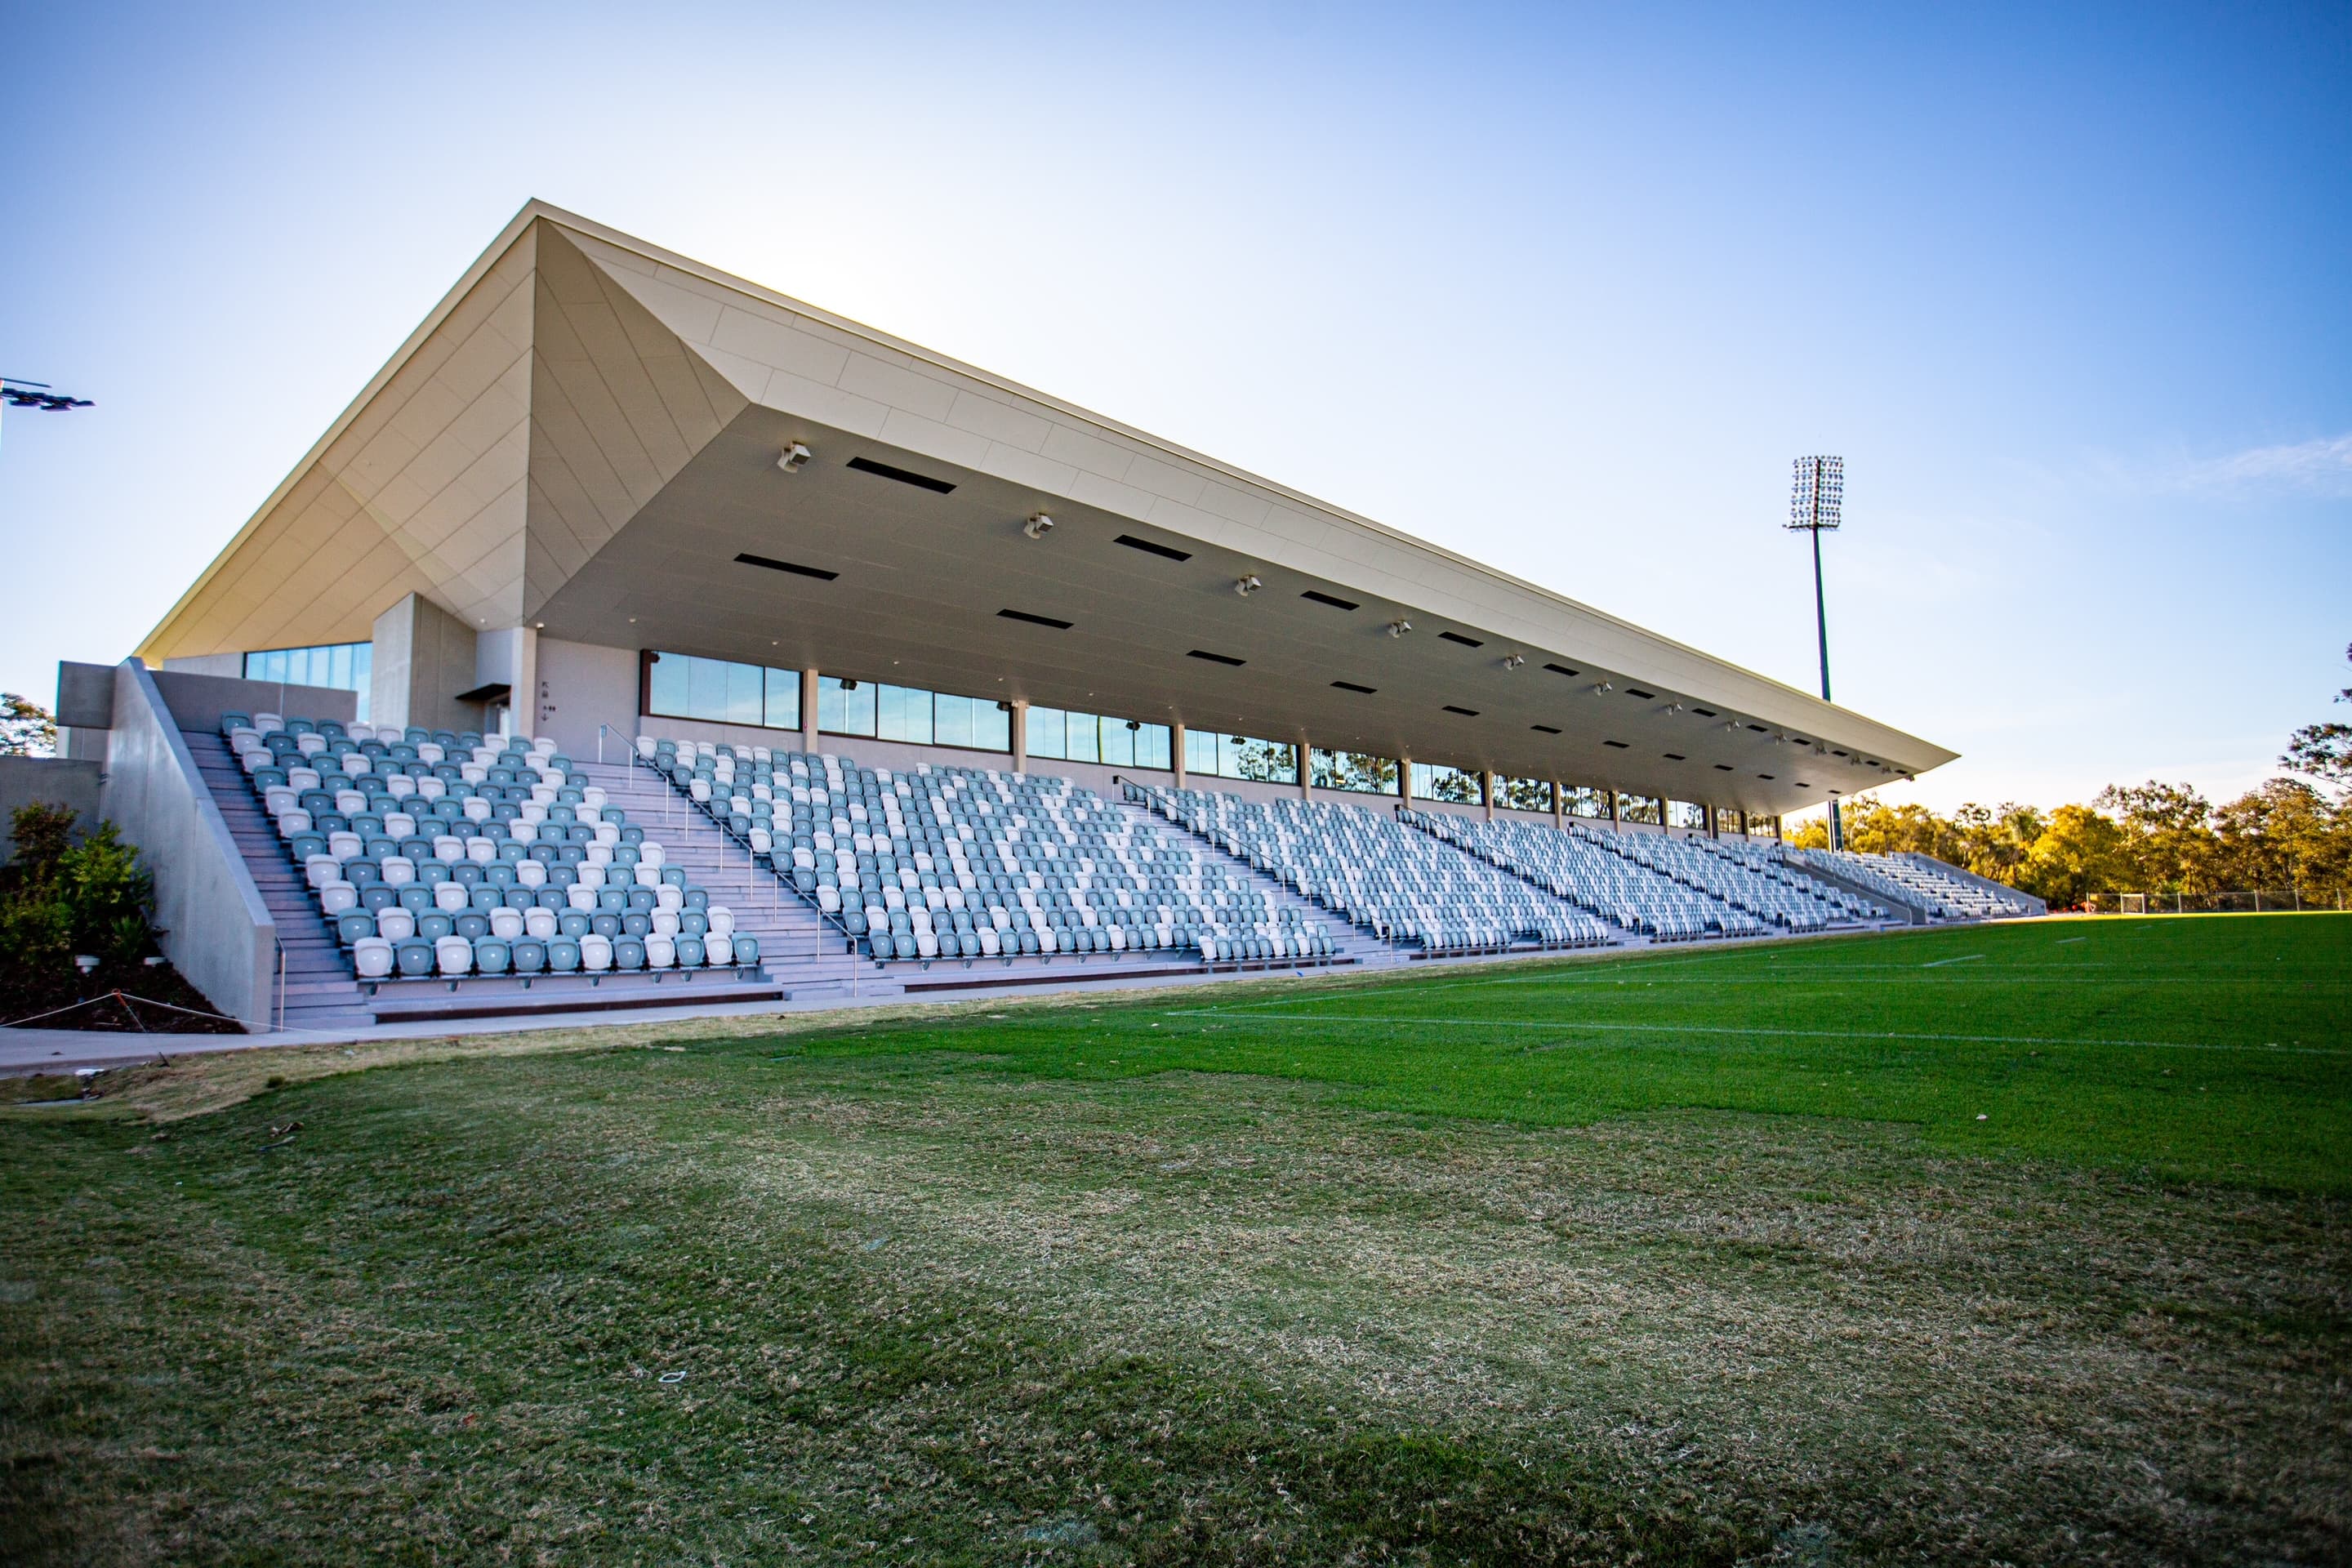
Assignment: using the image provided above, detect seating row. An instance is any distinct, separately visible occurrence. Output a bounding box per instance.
[1135,787,1613,952]
[222,714,760,980]
[637,738,1341,965]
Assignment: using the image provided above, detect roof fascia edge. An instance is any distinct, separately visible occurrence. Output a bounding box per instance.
[136,198,561,662]
[541,207,1945,764]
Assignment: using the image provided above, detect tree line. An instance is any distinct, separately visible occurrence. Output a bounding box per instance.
[1790,644,2352,910]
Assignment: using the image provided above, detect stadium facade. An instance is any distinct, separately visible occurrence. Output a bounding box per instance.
[37,203,1995,1031]
[135,201,1948,819]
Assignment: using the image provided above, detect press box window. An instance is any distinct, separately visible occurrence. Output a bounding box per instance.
[648,652,801,731]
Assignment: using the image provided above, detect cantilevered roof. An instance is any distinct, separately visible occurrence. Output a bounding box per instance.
[142,200,1954,816]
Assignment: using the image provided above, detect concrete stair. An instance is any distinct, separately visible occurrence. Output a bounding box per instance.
[185,729,378,1032]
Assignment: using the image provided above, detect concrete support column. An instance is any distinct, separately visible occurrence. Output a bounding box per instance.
[1655,796,1669,835]
[1608,791,1620,828]
[1482,770,1497,821]
[1772,814,1784,842]
[1739,809,1750,837]
[800,668,819,756]
[1170,722,1187,788]
[1009,699,1028,773]
[1397,755,1413,808]
[1552,781,1565,831]
[1297,742,1311,800]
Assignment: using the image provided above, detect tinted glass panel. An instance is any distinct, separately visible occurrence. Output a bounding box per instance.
[1411,761,1481,803]
[818,676,876,737]
[1027,706,1067,760]
[764,668,800,730]
[244,642,373,721]
[1311,747,1397,795]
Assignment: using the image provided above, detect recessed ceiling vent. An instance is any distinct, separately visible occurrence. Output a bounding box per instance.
[1626,688,1655,700]
[998,608,1073,630]
[1115,534,1191,562]
[1330,680,1376,694]
[1603,740,1629,749]
[736,553,839,581]
[847,456,956,493]
[1438,631,1483,648]
[1663,753,1686,761]
[1187,649,1246,666]
[1747,724,1770,733]
[1531,724,1561,734]
[1713,764,1735,771]
[1301,590,1359,610]
[1442,705,1480,716]
[1544,662,1579,677]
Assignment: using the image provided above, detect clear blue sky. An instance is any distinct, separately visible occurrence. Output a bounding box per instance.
[4,2,2345,814]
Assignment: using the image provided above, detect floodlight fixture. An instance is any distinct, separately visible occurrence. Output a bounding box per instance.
[1023,513,1055,540]
[775,441,812,473]
[1501,653,1526,671]
[1234,574,1262,597]
[1388,617,1411,638]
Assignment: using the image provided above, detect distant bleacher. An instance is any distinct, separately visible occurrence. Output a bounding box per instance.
[1134,786,1615,953]
[1794,849,2033,920]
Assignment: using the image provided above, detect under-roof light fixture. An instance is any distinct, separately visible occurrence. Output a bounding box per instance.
[1664,702,1683,715]
[1114,533,1188,560]
[1590,682,1613,696]
[1022,513,1055,540]
[998,608,1073,630]
[1501,653,1526,671]
[847,455,955,493]
[1234,574,1263,597]
[775,442,812,473]
[1388,618,1412,639]
[737,552,839,581]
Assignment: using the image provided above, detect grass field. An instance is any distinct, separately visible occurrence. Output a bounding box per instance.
[2,915,2345,1564]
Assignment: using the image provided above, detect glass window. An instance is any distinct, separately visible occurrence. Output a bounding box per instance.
[245,641,373,722]
[1311,747,1398,795]
[1561,785,1610,818]
[1065,710,1100,764]
[1616,793,1662,825]
[876,683,933,745]
[972,699,1011,752]
[818,675,876,737]
[1184,728,1218,777]
[1028,706,1068,760]
[1667,800,1708,830]
[933,692,975,750]
[1497,776,1552,813]
[648,652,688,719]
[764,668,801,731]
[1410,761,1482,804]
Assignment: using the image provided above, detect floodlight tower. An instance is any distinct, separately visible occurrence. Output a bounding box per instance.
[1787,455,1844,850]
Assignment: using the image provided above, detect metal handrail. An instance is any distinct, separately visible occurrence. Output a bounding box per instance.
[620,732,864,958]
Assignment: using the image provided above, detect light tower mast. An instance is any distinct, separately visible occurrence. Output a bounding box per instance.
[1787,455,1844,850]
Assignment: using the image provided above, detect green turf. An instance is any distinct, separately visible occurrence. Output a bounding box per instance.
[2,915,2345,1565]
[799,913,2352,1193]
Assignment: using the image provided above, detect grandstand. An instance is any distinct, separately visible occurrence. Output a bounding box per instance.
[34,201,2033,1031]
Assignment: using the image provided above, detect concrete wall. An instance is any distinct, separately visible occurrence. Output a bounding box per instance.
[162,653,244,679]
[0,757,105,866]
[536,638,641,758]
[371,593,482,736]
[150,670,357,734]
[98,662,277,1028]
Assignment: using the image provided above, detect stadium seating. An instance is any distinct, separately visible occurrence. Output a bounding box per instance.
[1793,849,2030,920]
[218,713,761,989]
[1134,786,1613,952]
[1403,810,1766,939]
[633,737,1343,967]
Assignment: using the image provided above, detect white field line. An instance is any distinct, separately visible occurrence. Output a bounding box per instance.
[1922,954,1986,968]
[1158,1009,2350,1057]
